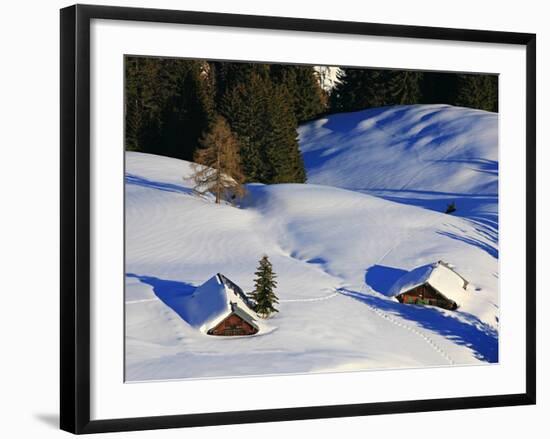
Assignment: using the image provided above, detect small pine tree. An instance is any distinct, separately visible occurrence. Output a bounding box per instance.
[192,116,245,204]
[250,256,279,318]
[445,201,457,214]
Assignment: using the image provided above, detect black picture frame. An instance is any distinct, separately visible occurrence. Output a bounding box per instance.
[60,4,536,434]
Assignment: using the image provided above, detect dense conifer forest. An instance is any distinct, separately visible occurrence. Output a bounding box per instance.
[330,69,498,113]
[125,57,498,184]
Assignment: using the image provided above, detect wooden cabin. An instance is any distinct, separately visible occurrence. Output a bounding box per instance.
[207,304,259,336]
[395,283,458,310]
[390,261,468,311]
[187,273,260,336]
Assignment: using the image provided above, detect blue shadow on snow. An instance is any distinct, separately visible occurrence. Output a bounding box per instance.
[125,173,195,196]
[431,158,498,176]
[307,257,328,265]
[301,108,396,172]
[364,265,408,296]
[340,287,498,363]
[127,273,196,322]
[436,230,499,259]
[363,188,499,258]
[365,188,498,222]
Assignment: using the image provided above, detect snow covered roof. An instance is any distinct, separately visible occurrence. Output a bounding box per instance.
[182,273,258,333]
[389,261,469,306]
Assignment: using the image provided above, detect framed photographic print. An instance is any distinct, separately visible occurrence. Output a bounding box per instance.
[60,4,536,434]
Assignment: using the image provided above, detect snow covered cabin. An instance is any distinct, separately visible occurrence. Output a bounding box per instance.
[389,261,469,310]
[187,273,259,336]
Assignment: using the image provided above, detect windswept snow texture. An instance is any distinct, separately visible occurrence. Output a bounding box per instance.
[125,105,499,381]
[299,104,498,234]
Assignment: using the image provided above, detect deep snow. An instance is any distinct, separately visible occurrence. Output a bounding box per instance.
[125,104,499,381]
[388,261,471,307]
[299,104,498,233]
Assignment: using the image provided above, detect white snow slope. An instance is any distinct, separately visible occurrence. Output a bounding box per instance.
[299,104,498,227]
[125,104,499,381]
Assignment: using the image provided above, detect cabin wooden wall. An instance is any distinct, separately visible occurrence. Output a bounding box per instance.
[397,284,457,310]
[208,313,258,336]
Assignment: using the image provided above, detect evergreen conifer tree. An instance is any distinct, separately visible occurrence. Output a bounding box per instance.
[156,60,215,161]
[250,256,279,318]
[220,69,306,184]
[445,201,457,214]
[211,62,270,108]
[270,65,326,122]
[419,72,459,106]
[124,57,214,160]
[192,116,245,204]
[330,68,424,112]
[219,72,270,182]
[125,57,164,152]
[124,57,142,151]
[263,85,306,183]
[387,70,424,105]
[330,68,389,112]
[455,74,498,112]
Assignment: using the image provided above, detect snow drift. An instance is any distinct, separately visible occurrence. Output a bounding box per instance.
[299,104,498,225]
[171,273,259,333]
[388,261,470,307]
[125,104,499,381]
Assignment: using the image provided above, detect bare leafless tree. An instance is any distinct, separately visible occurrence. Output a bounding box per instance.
[192,116,245,204]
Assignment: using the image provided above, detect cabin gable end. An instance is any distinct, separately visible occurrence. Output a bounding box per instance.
[207,312,259,336]
[397,282,458,310]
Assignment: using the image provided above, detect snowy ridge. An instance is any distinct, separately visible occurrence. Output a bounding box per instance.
[299,104,497,195]
[299,104,498,227]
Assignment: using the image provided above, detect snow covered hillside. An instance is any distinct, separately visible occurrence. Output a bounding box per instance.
[299,104,498,227]
[125,104,499,381]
